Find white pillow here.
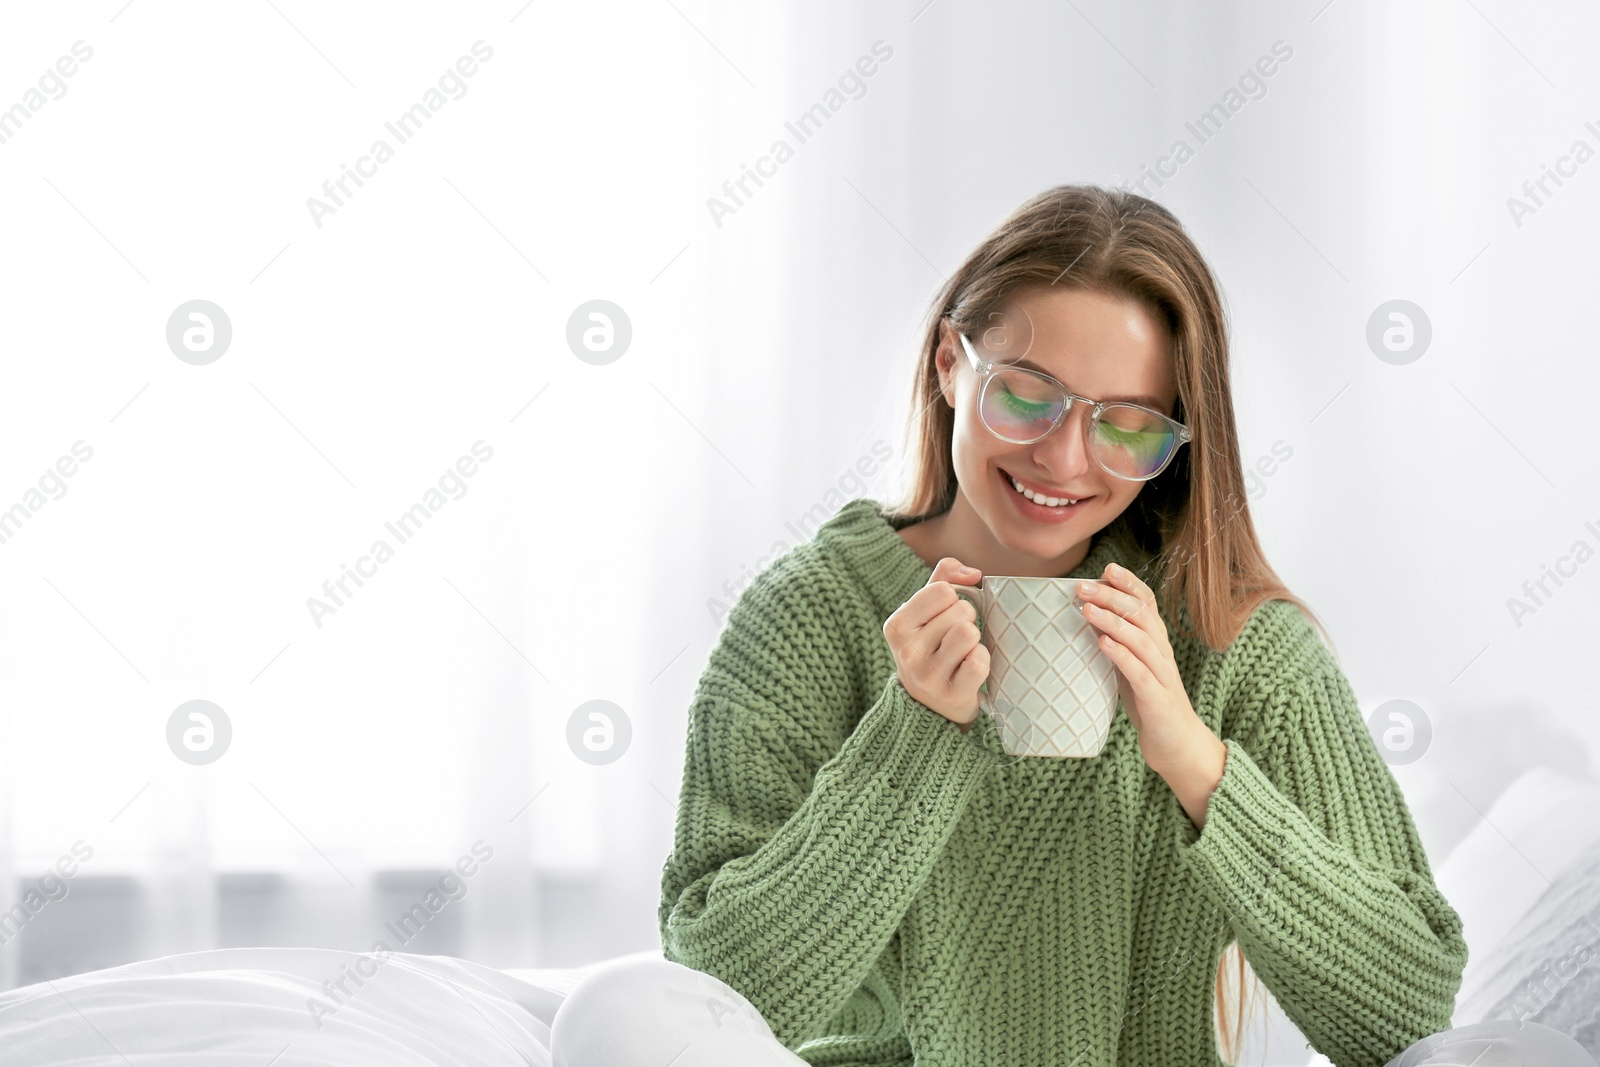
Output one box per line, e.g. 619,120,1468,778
1295,767,1600,1067
1430,766,1600,1023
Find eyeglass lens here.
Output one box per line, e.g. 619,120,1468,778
982,369,1179,479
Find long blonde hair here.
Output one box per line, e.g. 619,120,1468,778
884,183,1334,1063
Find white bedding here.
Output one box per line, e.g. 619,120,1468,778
12,762,1600,1067
1297,766,1600,1066
0,946,598,1066
1430,766,1600,1024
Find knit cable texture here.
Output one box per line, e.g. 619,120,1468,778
658,498,1467,1067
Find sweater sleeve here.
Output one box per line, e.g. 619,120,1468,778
1174,663,1468,1067
658,572,997,1048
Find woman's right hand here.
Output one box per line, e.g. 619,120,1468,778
883,557,989,733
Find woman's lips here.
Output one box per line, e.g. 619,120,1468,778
999,466,1093,523
1000,467,1091,502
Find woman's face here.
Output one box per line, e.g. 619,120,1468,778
935,285,1179,573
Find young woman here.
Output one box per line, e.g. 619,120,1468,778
550,186,1593,1066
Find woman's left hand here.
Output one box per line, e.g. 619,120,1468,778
1076,563,1227,824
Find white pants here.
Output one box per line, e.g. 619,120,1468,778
553,957,1597,1067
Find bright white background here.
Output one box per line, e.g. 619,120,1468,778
1,1,1598,1064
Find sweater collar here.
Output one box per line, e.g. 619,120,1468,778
817,498,1153,621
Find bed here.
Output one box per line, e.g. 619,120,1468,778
2,767,1596,1066
0,945,670,1066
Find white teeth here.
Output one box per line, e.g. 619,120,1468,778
1008,473,1077,507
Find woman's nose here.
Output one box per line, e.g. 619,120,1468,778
1031,402,1096,476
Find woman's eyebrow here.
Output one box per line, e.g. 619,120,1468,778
1002,356,1165,408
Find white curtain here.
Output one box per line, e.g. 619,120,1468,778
4,2,1598,1063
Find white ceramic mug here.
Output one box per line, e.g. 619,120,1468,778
955,576,1120,758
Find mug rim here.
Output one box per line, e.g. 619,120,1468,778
977,574,1107,584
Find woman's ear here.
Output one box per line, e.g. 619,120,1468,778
934,321,960,408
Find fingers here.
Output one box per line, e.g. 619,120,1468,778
886,557,991,725
933,607,983,665
896,589,984,693
1083,565,1171,656
1081,600,1152,659
958,642,990,680
900,557,982,631
1097,565,1159,624
917,593,980,667
951,642,990,699
1080,579,1180,691
932,557,982,593
1083,573,1146,620
897,597,978,681
1096,629,1157,691
916,607,983,701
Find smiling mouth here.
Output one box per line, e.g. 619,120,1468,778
1000,467,1093,508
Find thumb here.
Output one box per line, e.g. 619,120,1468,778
931,557,981,584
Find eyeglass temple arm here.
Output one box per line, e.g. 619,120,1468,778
959,331,982,370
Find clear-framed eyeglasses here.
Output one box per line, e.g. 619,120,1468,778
959,332,1192,482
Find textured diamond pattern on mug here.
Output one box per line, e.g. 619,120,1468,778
985,582,1118,757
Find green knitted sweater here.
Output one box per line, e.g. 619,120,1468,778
658,499,1467,1067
